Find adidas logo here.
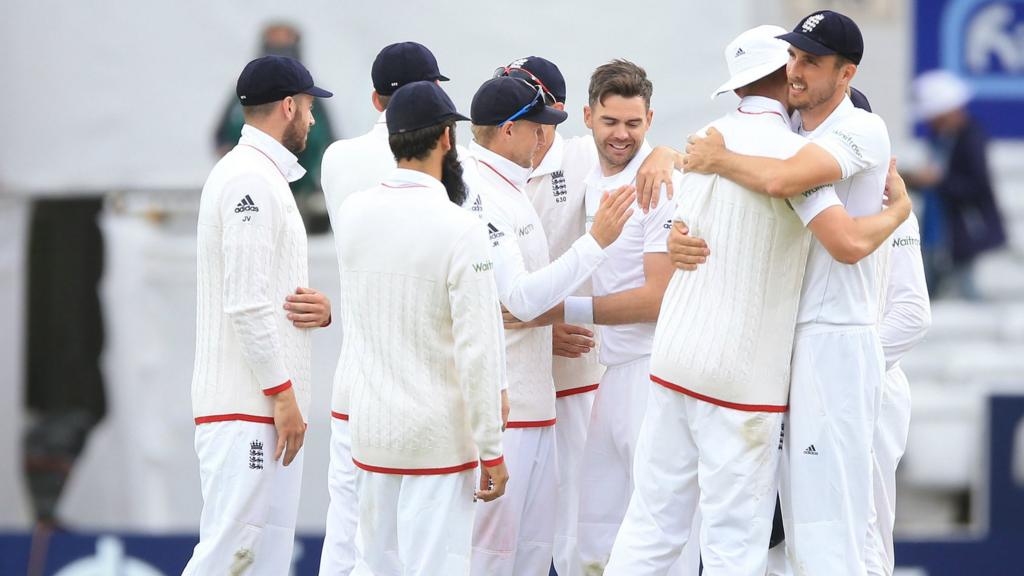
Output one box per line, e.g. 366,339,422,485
735,47,746,58
487,222,505,242
234,194,259,213
471,195,483,213
803,444,818,456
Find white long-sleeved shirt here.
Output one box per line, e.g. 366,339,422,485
579,141,680,366
650,97,838,410
465,141,608,426
336,169,505,473
877,214,931,371
526,133,605,396
192,125,311,423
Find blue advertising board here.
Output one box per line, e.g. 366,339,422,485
916,0,1024,137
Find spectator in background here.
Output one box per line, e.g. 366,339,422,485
907,70,1006,300
214,22,336,232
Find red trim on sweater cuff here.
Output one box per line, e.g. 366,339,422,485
505,418,557,428
263,380,293,396
556,383,600,398
649,375,788,413
331,411,349,421
353,458,479,475
481,455,504,468
194,413,276,425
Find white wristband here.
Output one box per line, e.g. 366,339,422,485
564,296,594,325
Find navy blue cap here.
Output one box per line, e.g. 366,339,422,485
778,10,864,65
372,42,449,96
495,56,567,104
849,86,872,112
471,77,568,126
236,55,332,106
386,81,469,135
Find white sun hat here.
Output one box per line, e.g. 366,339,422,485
913,69,972,121
711,25,791,99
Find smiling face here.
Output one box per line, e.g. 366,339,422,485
584,94,652,175
785,45,855,126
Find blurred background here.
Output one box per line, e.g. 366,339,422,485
1,0,1022,574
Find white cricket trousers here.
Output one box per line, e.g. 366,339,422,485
577,355,651,570
552,390,596,576
605,381,782,576
352,468,476,576
780,324,884,576
471,425,557,576
865,366,912,576
320,416,361,576
182,420,303,576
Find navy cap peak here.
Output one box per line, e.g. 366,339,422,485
471,76,568,127
236,55,332,106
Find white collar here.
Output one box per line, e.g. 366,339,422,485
799,95,854,136
584,139,653,190
469,141,532,191
736,96,790,127
529,131,565,179
239,124,306,183
373,111,388,137
381,168,447,197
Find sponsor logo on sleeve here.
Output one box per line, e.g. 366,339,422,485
487,222,505,246
517,223,535,238
892,235,921,248
473,260,494,273
831,129,863,159
235,194,260,213
802,184,830,198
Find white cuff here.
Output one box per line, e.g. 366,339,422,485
564,296,594,325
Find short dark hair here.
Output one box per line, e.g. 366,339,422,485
389,119,454,161
588,59,653,109
241,101,278,121
834,54,856,70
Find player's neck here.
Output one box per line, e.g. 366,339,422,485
397,156,442,183
799,89,847,132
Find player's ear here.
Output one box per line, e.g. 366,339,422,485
583,105,593,129
438,126,452,153
371,91,386,113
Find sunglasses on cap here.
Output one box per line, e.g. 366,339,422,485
497,78,547,125
493,65,556,105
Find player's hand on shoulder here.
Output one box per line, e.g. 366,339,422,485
683,127,725,174
637,146,679,213
284,287,332,328
590,185,636,248
668,221,709,271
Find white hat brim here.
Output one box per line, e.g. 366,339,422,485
710,56,789,100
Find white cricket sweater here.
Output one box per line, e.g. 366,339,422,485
650,97,824,411
526,133,605,396
465,142,608,426
335,169,505,473
192,125,311,424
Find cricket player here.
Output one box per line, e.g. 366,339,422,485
609,23,913,574
496,56,604,576
680,11,905,574
537,59,677,573
184,56,333,575
334,80,508,576
463,75,635,576
318,41,450,575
